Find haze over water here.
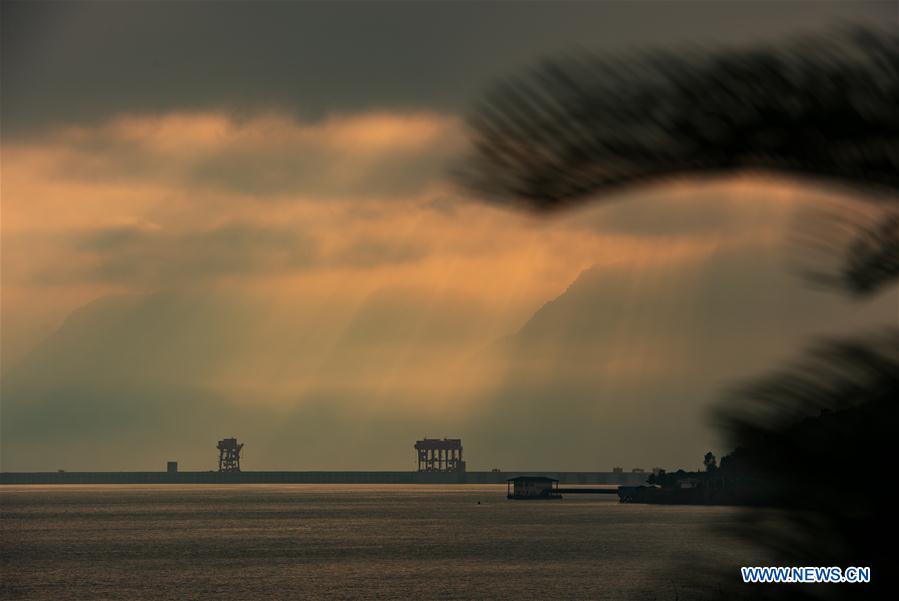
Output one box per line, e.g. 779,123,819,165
1,485,770,600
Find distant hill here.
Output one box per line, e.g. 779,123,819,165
0,287,492,471
1,249,894,472
468,247,896,470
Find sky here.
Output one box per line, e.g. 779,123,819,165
1,1,896,472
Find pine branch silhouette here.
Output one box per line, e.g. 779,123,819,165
460,27,899,295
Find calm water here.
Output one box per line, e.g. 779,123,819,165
1,485,770,600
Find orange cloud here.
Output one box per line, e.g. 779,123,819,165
2,109,851,400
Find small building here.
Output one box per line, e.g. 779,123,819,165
678,477,701,489
507,476,561,500
167,461,178,473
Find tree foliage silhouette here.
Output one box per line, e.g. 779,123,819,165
460,27,899,295
460,27,898,210
461,25,899,599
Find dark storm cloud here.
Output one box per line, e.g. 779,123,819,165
2,1,892,135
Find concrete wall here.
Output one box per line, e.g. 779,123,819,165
0,471,650,485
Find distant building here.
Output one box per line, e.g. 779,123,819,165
632,468,645,473
678,478,701,489
167,461,178,473
612,467,623,473
507,476,561,499
414,438,465,472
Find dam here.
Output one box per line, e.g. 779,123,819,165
0,470,649,486
1,436,652,486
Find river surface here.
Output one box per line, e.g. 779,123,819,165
1,485,771,600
